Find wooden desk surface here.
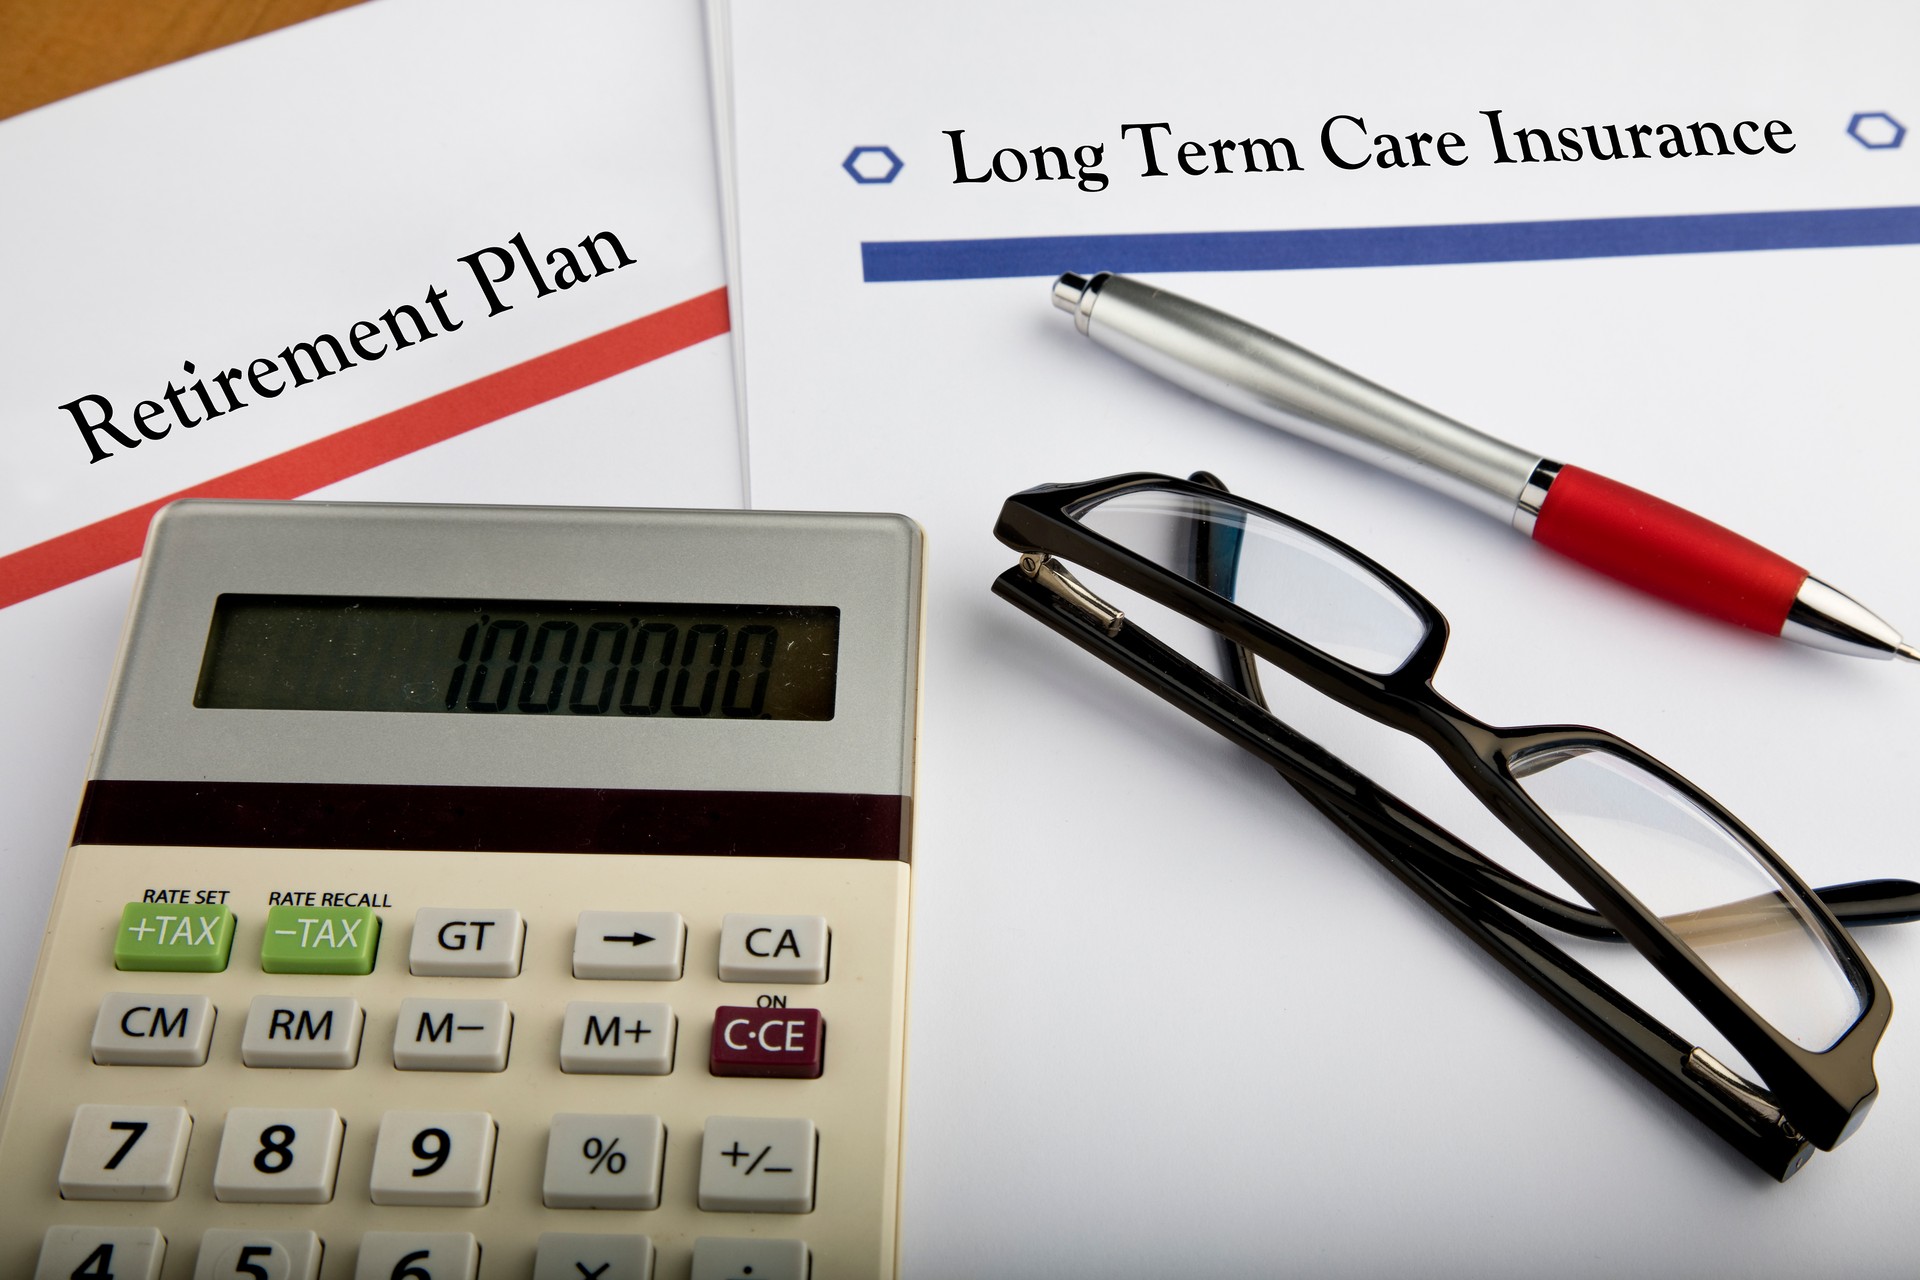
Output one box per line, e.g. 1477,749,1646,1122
0,0,365,121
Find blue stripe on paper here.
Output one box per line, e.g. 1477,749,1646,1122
859,205,1920,282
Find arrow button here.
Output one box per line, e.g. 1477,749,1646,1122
575,912,686,981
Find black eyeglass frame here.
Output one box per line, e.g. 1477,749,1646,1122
992,471,1889,1155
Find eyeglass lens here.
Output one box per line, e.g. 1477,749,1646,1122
1511,745,1864,1051
1075,487,1427,674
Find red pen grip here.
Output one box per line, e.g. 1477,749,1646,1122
1531,465,1805,633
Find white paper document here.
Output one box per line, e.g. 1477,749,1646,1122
0,0,737,1070
720,1,1920,1273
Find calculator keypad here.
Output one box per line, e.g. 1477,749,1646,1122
4,847,907,1277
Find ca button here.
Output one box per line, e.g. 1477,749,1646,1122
716,914,828,985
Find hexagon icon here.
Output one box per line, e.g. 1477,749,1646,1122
1847,112,1905,150
843,145,904,184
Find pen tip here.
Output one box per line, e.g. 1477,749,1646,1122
1897,643,1920,664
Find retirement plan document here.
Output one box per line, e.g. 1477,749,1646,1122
0,0,737,1073
719,1,1920,1274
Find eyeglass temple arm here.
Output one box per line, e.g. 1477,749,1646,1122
1181,472,1920,933
992,562,1812,1179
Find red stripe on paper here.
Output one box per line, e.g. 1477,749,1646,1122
0,287,731,612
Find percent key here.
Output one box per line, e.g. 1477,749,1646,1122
543,1113,665,1210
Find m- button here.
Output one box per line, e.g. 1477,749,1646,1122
716,914,829,984
393,998,513,1072
409,908,525,977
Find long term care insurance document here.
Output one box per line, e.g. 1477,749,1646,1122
720,2,1920,1275
0,0,738,1073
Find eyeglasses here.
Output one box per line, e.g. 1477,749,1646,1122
992,470,1917,1179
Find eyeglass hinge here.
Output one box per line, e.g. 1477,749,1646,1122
1019,555,1125,636
1684,1048,1802,1140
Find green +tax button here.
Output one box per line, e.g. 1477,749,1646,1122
260,905,381,974
114,903,235,972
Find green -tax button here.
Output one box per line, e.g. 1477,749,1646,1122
260,905,381,975
114,903,235,972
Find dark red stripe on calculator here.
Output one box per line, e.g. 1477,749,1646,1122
74,780,908,861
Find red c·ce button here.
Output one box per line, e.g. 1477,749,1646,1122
709,1006,825,1079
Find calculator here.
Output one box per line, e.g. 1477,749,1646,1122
0,499,923,1280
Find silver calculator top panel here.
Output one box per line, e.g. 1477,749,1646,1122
92,500,922,799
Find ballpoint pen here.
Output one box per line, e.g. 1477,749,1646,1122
1051,271,1917,663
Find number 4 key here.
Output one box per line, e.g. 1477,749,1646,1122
34,1226,166,1280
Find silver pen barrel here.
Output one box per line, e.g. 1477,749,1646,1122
1052,272,1543,523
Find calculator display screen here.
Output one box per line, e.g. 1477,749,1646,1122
194,595,840,720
